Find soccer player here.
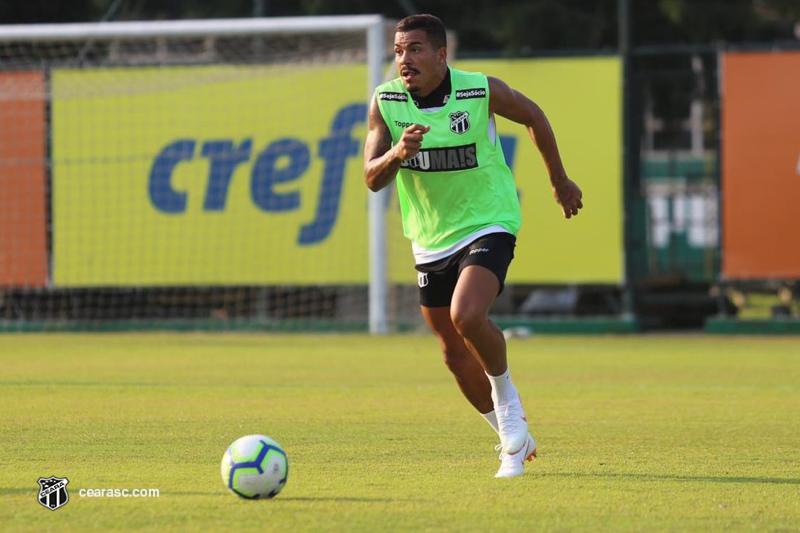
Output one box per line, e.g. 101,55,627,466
363,14,583,478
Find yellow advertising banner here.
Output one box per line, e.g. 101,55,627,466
52,58,621,286
388,57,623,284
52,65,370,285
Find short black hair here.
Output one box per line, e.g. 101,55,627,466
395,14,447,50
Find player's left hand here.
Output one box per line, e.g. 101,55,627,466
552,177,583,219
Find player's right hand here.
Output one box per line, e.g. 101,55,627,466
393,124,430,161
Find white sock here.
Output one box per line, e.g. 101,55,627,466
481,410,499,434
486,368,518,406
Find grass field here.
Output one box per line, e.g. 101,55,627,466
1,334,798,532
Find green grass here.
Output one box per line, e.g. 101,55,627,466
1,334,799,532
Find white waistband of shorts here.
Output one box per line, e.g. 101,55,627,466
412,225,511,265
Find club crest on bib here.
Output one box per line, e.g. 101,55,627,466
449,111,470,134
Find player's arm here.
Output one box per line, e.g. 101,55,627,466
488,76,583,219
364,94,430,192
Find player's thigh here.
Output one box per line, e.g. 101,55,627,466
451,233,516,319
451,265,499,326
450,265,500,317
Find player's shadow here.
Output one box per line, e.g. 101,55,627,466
0,487,410,503
675,475,799,485
544,473,800,485
275,497,402,502
163,491,404,502
0,488,33,495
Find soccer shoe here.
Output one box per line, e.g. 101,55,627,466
495,396,529,454
495,433,537,478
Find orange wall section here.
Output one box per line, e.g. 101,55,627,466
722,52,800,279
0,71,48,287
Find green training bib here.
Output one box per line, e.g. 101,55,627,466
376,68,521,250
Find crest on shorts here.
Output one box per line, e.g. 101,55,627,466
449,111,470,134
38,476,69,511
417,272,429,288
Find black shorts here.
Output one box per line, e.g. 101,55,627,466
415,232,516,308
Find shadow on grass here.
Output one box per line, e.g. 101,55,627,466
162,491,403,502
0,487,402,502
0,488,33,495
274,497,400,502
542,473,800,485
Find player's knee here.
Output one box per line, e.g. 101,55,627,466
450,306,485,337
441,346,472,374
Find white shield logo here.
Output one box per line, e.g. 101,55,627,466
38,476,69,511
449,111,470,134
417,272,429,288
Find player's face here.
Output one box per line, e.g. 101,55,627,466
394,30,445,96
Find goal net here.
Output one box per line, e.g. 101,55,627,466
0,16,408,333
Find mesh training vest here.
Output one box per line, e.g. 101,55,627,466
376,68,521,250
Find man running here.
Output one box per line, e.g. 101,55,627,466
363,14,583,478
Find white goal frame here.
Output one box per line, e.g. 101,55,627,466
0,15,391,335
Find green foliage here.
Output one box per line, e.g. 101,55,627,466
1,334,799,532
2,1,797,53
650,0,797,43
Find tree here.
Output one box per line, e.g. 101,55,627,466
2,0,797,54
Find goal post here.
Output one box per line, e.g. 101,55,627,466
0,16,385,41
366,21,390,335
0,16,393,334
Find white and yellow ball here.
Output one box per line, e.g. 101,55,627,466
221,435,288,499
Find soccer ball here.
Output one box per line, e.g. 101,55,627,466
221,435,289,499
